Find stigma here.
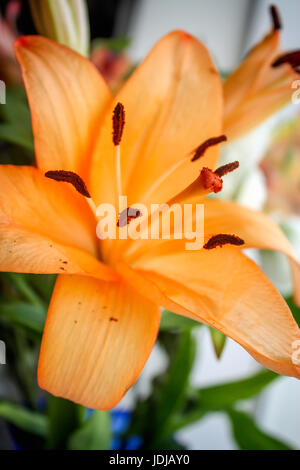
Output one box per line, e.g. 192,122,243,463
200,161,239,194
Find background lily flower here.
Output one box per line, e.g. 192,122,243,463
0,0,22,84
3,30,299,410
90,43,132,93
224,5,300,141
219,111,300,299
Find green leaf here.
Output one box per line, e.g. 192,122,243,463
2,273,44,307
0,86,34,152
227,409,293,450
25,274,57,303
0,301,46,334
168,409,207,434
92,37,130,53
68,411,111,450
151,331,196,444
0,401,48,437
197,369,279,411
155,436,187,450
160,310,201,331
209,327,227,359
286,296,300,328
0,123,34,152
47,396,84,449
168,370,279,433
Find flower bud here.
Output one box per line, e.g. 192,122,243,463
29,0,90,57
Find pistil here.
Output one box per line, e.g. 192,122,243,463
141,134,227,203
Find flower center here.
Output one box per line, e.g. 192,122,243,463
45,104,243,255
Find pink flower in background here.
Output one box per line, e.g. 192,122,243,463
91,46,132,93
0,0,22,84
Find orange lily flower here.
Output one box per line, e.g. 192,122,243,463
2,30,299,410
224,5,300,140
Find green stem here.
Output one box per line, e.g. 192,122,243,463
14,329,37,409
6,273,44,308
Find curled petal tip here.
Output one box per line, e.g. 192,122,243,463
14,35,31,48
169,30,194,41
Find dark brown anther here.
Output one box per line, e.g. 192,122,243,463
272,50,300,72
270,5,282,31
45,170,91,198
204,234,245,250
191,135,227,162
117,207,142,227
215,161,239,178
112,102,125,146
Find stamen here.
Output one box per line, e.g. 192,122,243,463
112,102,125,197
204,234,245,250
112,102,125,146
200,168,223,193
272,50,300,72
117,207,142,227
215,161,239,177
45,170,91,198
191,135,227,162
140,135,227,204
270,5,281,31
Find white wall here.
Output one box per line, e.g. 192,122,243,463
127,0,251,70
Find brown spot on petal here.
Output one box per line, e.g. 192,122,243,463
110,317,118,322
204,234,245,250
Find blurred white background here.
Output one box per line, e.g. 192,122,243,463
117,0,300,450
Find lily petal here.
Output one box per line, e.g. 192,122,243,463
90,30,223,208
38,275,160,409
0,165,116,280
224,31,297,140
203,199,300,305
14,35,111,177
128,199,300,305
132,248,300,378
